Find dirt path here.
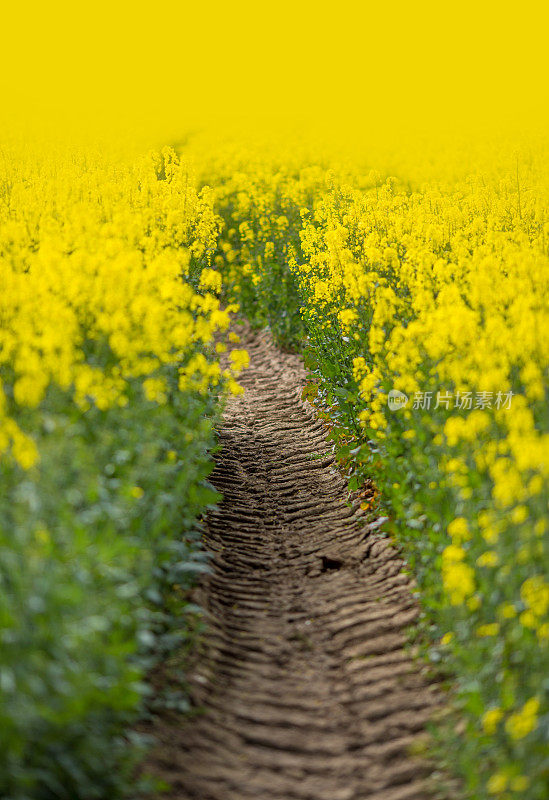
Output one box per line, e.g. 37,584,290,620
146,327,438,800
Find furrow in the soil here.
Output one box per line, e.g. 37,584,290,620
145,328,437,800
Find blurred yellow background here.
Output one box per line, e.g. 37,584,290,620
1,1,547,142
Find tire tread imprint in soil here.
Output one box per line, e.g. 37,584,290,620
145,325,439,800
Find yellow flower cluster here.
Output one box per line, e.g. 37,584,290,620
441,544,476,606
291,139,548,795
0,143,240,469
505,697,540,741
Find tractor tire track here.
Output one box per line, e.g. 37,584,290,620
146,325,438,800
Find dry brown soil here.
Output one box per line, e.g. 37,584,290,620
145,326,439,800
